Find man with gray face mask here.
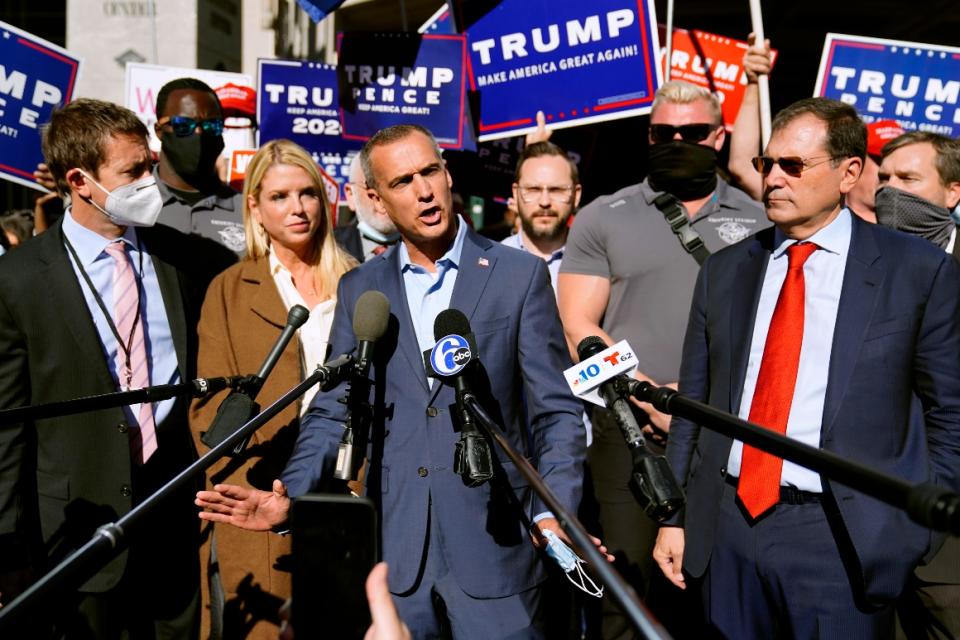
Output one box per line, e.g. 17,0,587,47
337,154,400,262
876,132,960,256
875,131,960,640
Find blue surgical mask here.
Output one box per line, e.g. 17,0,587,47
542,529,604,598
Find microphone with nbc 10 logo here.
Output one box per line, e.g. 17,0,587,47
422,309,493,487
565,337,684,522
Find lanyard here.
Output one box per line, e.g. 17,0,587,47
63,234,145,389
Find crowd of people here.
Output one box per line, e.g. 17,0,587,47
0,34,958,640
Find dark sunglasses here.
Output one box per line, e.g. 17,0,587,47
158,116,225,137
649,123,716,144
751,155,836,177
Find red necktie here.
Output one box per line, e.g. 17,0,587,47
737,242,818,518
373,244,388,256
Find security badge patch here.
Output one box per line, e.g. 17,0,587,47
216,223,246,253
716,221,750,245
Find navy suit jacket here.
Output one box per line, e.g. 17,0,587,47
666,214,960,604
283,227,585,598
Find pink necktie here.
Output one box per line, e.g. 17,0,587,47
738,242,818,518
104,241,157,464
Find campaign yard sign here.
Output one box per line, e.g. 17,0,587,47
465,0,662,142
660,27,778,131
815,34,960,137
0,21,82,191
258,58,362,197
337,33,468,149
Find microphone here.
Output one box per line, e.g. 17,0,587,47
189,376,251,396
424,308,493,487
201,305,311,452
250,305,311,396
335,291,391,480
575,336,684,522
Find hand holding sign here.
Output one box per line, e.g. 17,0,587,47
743,33,772,83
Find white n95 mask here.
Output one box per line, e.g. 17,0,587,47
80,171,163,227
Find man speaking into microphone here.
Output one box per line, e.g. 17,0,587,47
197,124,594,638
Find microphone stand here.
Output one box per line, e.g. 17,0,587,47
0,363,343,634
626,380,960,534
461,394,672,640
0,376,250,425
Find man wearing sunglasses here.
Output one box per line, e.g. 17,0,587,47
154,77,245,266
558,80,766,638
655,97,960,637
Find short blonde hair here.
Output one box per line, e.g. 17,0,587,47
243,139,357,299
652,80,722,126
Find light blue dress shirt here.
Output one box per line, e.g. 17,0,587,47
728,208,852,492
399,216,468,374
399,218,553,522
62,210,180,427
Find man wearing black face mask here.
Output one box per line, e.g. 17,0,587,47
558,80,767,639
877,132,960,255
154,78,245,264
875,131,960,640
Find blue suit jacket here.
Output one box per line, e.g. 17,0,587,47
283,228,585,598
666,215,960,604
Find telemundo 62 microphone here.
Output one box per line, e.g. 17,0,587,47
569,336,684,522
422,308,493,487
335,291,391,481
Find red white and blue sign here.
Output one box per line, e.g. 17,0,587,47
337,33,468,149
465,0,662,142
419,4,478,151
814,34,960,138
0,20,82,191
257,58,362,197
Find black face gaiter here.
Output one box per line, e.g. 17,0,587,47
647,140,718,201
161,131,224,182
875,186,954,249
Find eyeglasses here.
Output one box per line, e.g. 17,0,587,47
517,185,575,203
752,155,836,177
649,123,717,145
158,116,225,137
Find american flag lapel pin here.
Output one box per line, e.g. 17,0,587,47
478,257,489,267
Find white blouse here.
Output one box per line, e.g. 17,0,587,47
268,251,337,415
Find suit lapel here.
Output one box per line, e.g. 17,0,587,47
821,217,883,438
42,223,115,382
729,230,773,413
246,258,287,329
376,249,430,393
143,234,189,380
449,229,496,323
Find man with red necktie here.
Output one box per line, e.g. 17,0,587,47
653,98,960,638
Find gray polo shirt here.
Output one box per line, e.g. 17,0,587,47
154,167,246,257
561,178,768,384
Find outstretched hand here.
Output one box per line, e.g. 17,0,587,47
196,478,290,531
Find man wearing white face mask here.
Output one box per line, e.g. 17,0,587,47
0,99,205,639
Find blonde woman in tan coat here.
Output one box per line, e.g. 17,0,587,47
189,139,356,639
